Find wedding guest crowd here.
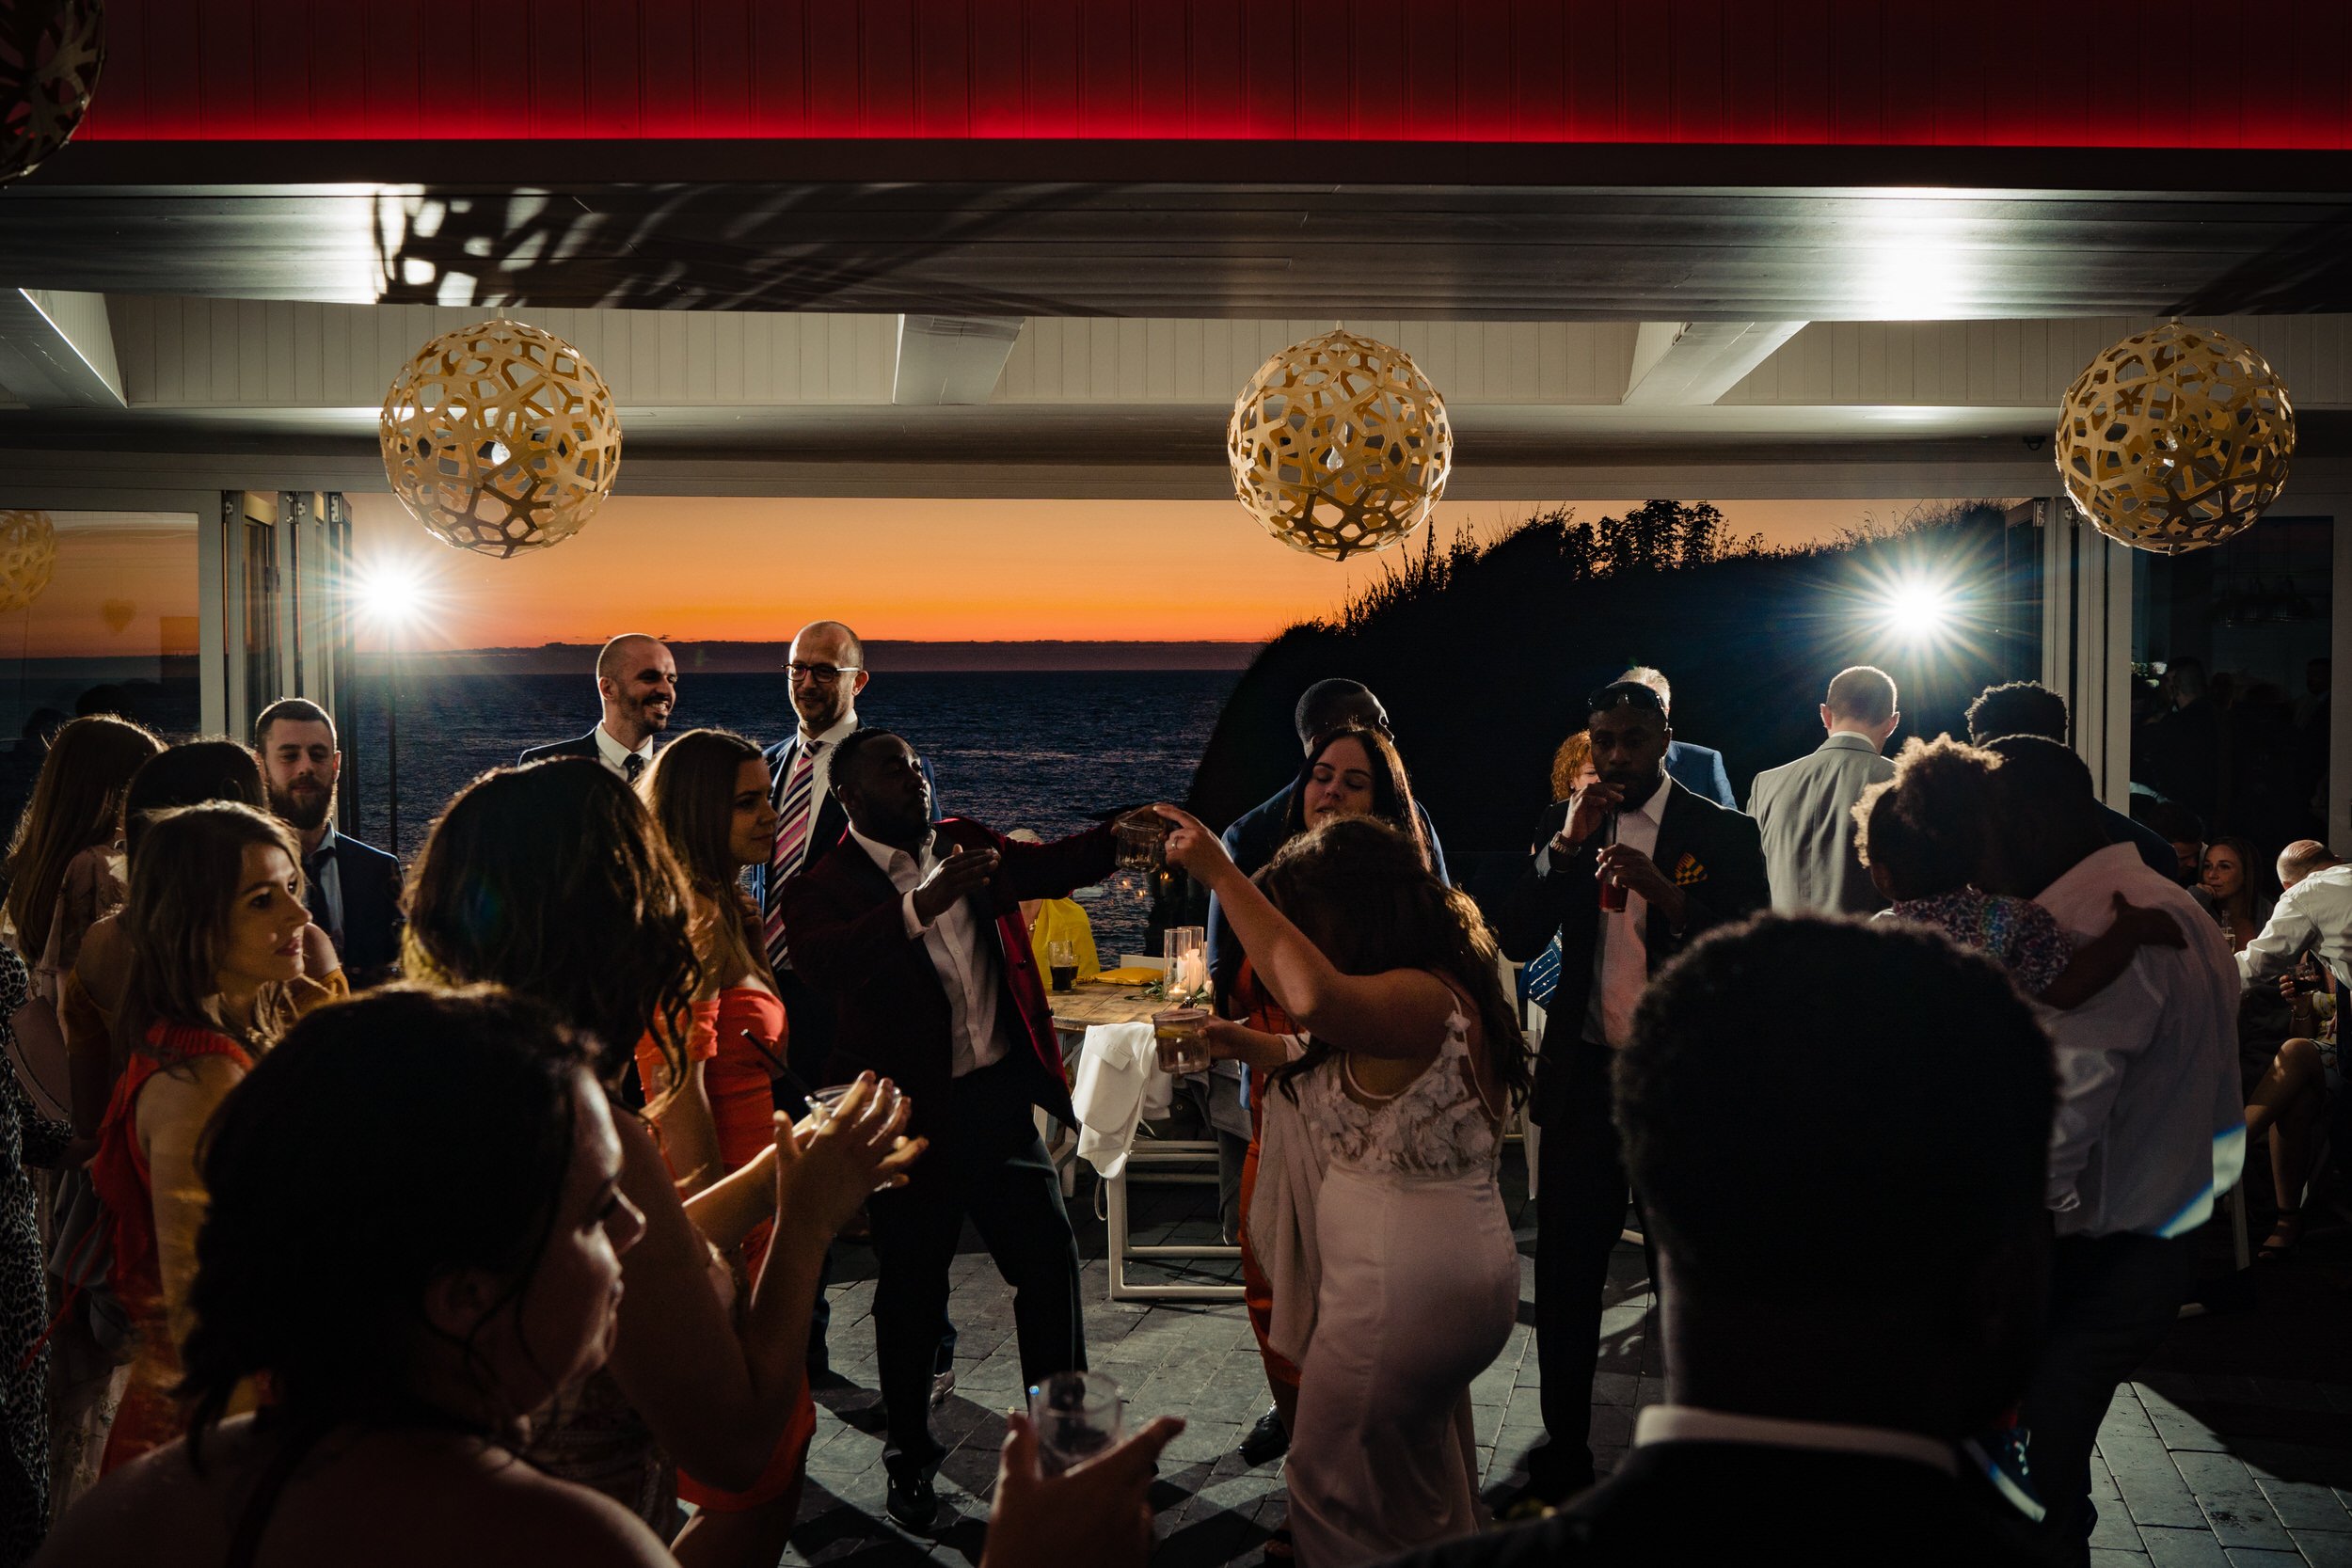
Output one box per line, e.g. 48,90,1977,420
0,628,2337,1568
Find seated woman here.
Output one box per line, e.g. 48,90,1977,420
1166,808,1527,1564
89,802,314,1473
2201,834,2277,955
1009,830,1101,984
404,759,921,1564
2243,961,2337,1259
38,985,918,1568
1853,737,2183,1008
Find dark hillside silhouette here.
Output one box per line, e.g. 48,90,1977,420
1186,501,2037,860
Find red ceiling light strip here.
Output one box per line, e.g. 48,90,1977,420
71,0,2352,149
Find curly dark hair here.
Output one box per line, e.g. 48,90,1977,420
1965,680,2069,745
177,985,596,1460
1260,815,1530,1107
1852,736,2001,901
1279,725,1431,871
403,759,701,1096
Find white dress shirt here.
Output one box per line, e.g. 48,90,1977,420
849,823,1008,1078
1634,1405,1957,1476
791,709,860,819
302,822,344,952
592,722,655,781
1583,794,1661,1049
2033,843,2245,1238
2238,863,2352,993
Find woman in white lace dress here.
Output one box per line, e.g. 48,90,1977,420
1157,809,1530,1566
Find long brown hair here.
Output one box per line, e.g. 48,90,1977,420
116,801,301,1061
1261,816,1530,1107
6,714,163,961
1280,725,1431,871
403,759,701,1096
643,728,774,998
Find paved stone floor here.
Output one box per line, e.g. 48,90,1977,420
778,1139,2352,1566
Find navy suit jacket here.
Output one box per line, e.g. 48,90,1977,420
313,831,404,987
1665,739,1737,809
517,729,603,767
1206,784,1449,1006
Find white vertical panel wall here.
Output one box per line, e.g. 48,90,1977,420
2040,499,2134,809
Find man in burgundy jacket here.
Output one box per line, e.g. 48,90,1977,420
781,728,1131,1531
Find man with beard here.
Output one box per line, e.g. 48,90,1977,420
254,697,405,986
517,632,677,781
1491,679,1771,1508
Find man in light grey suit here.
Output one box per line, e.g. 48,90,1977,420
1747,665,1901,914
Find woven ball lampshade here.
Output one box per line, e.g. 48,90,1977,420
0,0,104,184
379,317,621,559
2055,321,2296,555
0,510,57,612
1228,328,1453,561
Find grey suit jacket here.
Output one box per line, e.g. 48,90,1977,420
1746,730,1896,915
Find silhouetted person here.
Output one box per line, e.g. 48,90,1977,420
1981,736,2240,1565
1965,681,2175,879
518,633,677,781
1746,665,1899,914
1381,916,2051,1567
2137,658,2220,824
1491,680,1769,1504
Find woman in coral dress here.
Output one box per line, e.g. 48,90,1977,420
89,802,312,1473
637,729,813,1568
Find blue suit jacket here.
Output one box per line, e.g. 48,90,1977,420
1206,784,1449,1006
1666,740,1737,809
314,831,404,987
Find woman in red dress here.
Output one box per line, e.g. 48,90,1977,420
634,731,809,1566
88,802,312,1472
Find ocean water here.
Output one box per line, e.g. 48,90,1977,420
342,668,1239,958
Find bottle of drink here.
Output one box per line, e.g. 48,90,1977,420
1597,810,1627,912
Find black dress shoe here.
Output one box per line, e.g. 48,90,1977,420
885,1471,940,1533
1238,1406,1290,1466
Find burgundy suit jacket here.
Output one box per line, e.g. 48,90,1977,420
779,816,1115,1132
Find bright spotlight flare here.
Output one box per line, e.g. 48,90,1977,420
1878,578,1957,642
352,561,430,628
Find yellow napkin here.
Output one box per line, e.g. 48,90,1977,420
1089,966,1163,986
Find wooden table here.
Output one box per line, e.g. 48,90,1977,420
1047,978,1163,1032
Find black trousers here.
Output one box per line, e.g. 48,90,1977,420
868,1058,1085,1479
2022,1231,2198,1566
1528,1037,1647,1498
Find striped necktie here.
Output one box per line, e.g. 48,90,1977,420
762,739,824,971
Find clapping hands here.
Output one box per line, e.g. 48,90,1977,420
772,1074,925,1238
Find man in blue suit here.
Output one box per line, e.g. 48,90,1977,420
254,698,405,988
1621,666,1737,808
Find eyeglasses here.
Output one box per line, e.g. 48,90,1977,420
787,662,863,685
1585,683,1667,717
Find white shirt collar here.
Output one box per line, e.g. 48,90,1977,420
848,820,932,874
310,821,340,858
1620,779,1669,825
594,722,654,769
803,708,859,751
1634,1405,1957,1476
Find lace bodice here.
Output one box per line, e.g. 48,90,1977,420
1295,1008,1501,1177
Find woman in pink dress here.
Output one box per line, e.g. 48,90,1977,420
1164,809,1530,1566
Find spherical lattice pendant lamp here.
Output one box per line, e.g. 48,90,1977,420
0,510,57,611
2055,321,2296,555
0,0,103,184
1228,327,1453,561
379,316,621,558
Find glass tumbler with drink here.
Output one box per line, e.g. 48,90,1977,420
1597,809,1627,912
1152,1006,1211,1075
1115,814,1169,872
1028,1370,1123,1473
1048,940,1079,993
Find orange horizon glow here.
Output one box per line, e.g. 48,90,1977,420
342,495,1947,652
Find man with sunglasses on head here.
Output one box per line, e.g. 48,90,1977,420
1490,679,1771,1511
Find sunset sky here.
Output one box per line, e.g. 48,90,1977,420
344,495,1934,653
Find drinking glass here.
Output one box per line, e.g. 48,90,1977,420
1115,816,1169,871
802,1083,907,1192
1028,1370,1123,1473
1152,1006,1211,1075
1597,811,1628,912
1048,940,1079,993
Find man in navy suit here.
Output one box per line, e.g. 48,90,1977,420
1620,666,1736,808
516,633,676,781
254,698,404,987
